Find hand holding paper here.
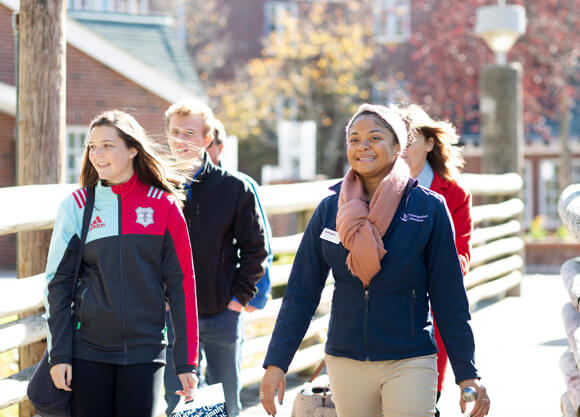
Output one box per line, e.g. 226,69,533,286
176,372,199,402
171,383,228,417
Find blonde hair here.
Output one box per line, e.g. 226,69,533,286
80,110,187,203
164,99,215,139
392,104,465,182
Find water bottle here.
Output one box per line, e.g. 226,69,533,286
462,386,477,416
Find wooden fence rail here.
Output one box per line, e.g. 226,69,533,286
0,173,523,412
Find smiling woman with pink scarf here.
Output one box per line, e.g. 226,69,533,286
260,104,490,417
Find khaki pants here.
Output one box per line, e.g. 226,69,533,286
324,353,438,417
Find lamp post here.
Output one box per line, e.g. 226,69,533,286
475,1,525,177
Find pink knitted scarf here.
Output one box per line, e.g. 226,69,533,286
336,157,410,287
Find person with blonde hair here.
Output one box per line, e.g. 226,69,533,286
395,103,472,416
45,110,198,417
260,103,489,417
163,99,268,417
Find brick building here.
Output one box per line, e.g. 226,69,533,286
0,0,204,268
176,0,580,232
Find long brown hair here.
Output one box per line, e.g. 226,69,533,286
79,110,186,203
392,104,464,182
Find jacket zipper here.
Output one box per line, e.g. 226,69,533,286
410,288,416,337
118,195,128,364
399,179,415,221
194,201,200,233
363,287,369,358
77,287,88,329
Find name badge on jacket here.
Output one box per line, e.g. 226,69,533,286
320,228,340,245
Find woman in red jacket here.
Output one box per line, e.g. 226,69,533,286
395,104,472,417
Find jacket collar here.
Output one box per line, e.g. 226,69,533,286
96,172,140,199
110,172,140,197
416,160,434,188
430,171,449,193
192,151,218,182
329,180,342,194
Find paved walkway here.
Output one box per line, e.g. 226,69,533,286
3,270,566,416
241,273,569,416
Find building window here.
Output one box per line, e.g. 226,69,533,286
264,1,298,39
372,0,410,44
68,0,148,13
537,158,580,229
69,0,107,11
66,127,87,184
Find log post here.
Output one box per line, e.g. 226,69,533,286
16,1,66,416
480,63,524,296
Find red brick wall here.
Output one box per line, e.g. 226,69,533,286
0,112,16,269
227,0,265,62
0,5,15,86
0,34,174,268
211,0,265,80
526,241,580,267
67,46,171,137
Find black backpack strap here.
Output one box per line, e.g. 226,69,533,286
71,186,95,294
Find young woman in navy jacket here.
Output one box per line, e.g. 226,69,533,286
396,104,473,416
45,110,198,417
260,104,490,417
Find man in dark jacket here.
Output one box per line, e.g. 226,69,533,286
207,118,272,312
163,99,268,417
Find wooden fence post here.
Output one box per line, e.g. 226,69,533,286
16,1,66,416
480,64,525,296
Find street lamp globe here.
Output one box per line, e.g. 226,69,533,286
475,2,526,65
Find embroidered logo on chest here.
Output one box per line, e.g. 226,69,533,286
89,215,106,231
400,213,429,223
136,207,155,227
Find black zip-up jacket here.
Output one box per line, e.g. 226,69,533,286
185,154,268,314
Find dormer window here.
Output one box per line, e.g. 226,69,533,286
68,0,149,14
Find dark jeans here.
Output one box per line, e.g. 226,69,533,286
164,308,244,417
72,358,163,417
